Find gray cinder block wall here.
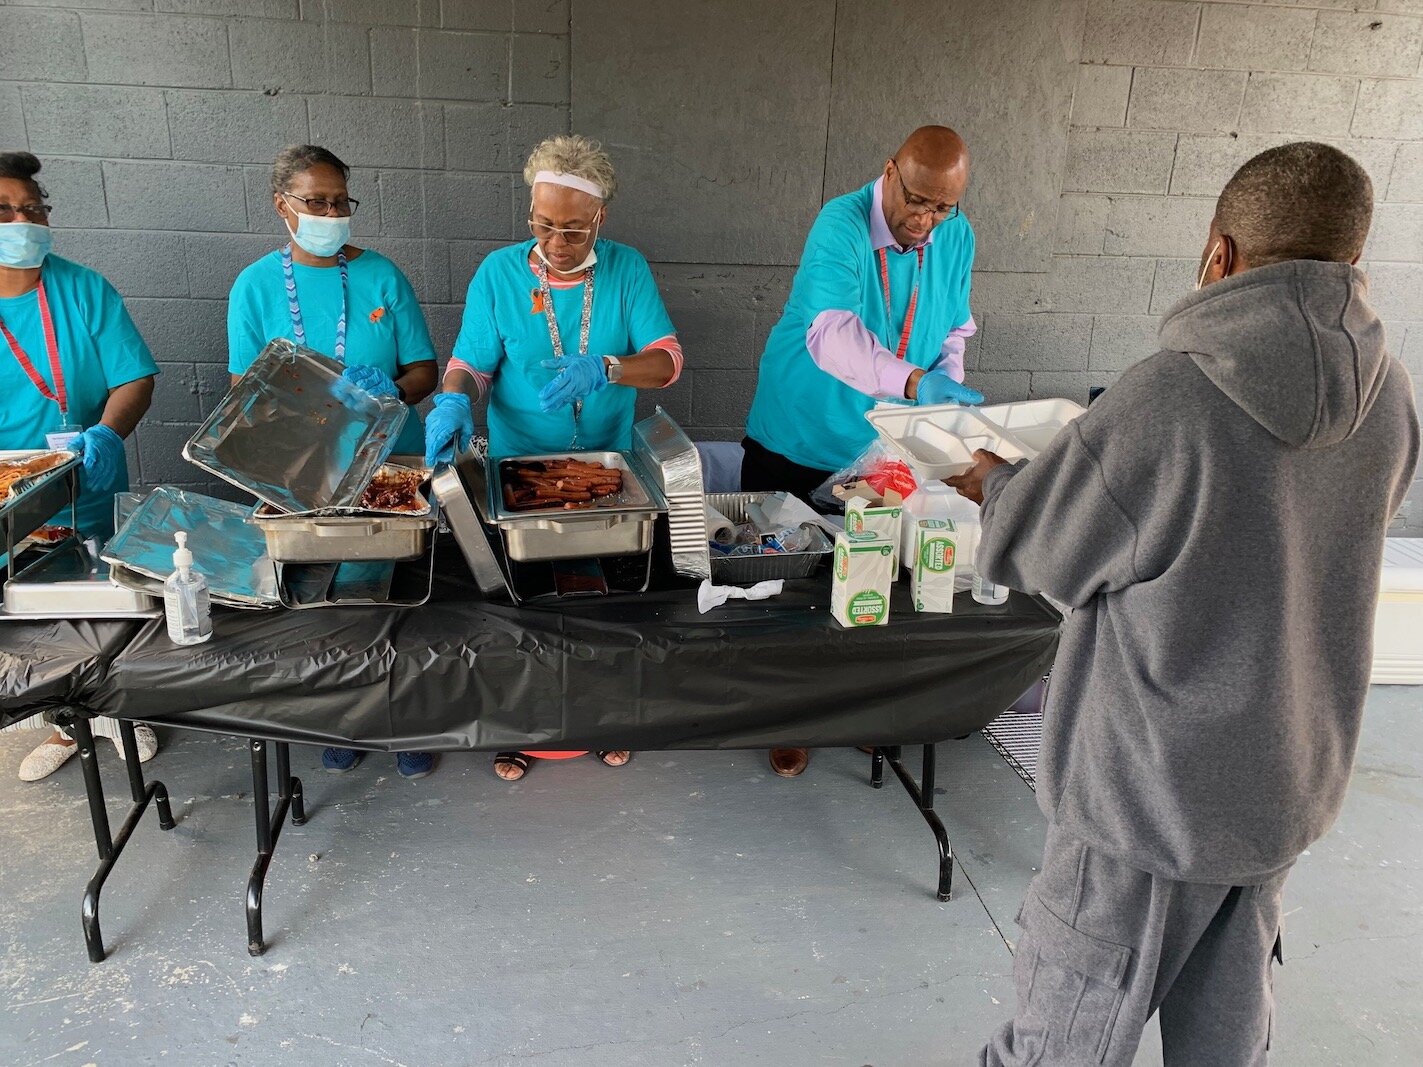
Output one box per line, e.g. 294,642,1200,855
2,0,1420,531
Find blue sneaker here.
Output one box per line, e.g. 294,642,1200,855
396,751,435,780
322,747,363,773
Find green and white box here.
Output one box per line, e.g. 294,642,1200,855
839,485,904,576
831,530,895,628
911,518,958,613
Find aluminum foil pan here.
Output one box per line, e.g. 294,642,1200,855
101,486,279,608
631,408,710,580
183,339,408,514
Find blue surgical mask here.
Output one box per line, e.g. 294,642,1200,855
0,222,53,269
286,211,351,259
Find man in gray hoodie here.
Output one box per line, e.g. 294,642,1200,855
952,142,1420,1065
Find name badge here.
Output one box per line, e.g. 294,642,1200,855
46,423,82,452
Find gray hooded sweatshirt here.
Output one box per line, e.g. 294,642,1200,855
978,260,1420,884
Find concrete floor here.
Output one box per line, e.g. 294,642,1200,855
0,686,1418,1066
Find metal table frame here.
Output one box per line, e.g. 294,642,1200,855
48,706,176,963
52,715,961,961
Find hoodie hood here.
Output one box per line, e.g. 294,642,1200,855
1158,260,1387,448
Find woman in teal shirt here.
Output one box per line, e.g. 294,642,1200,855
227,145,439,459
228,145,439,780
426,135,685,782
0,151,159,781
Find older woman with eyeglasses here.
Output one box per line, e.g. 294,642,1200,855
227,144,440,782
0,151,160,780
425,134,684,782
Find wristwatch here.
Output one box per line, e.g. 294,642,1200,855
605,356,625,384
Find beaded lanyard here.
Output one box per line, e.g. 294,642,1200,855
537,261,595,448
281,243,348,362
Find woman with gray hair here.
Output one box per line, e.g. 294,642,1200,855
426,134,684,781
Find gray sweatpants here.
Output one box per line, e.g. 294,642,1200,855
981,823,1288,1066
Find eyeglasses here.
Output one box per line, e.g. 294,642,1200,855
529,219,596,243
282,192,359,217
891,161,959,221
0,203,53,223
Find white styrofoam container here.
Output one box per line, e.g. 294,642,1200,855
865,404,1030,479
1373,538,1423,685
978,398,1087,456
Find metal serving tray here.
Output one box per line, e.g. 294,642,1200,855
430,448,514,598
183,339,408,514
1,450,81,574
488,450,666,563
2,537,159,619
102,486,280,608
250,503,435,564
275,532,436,610
706,492,834,583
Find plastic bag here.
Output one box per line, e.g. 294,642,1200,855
811,438,918,513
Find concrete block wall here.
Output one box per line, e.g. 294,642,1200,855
0,0,570,500
1052,0,1423,531
3,0,1420,530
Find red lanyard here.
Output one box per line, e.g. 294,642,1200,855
878,245,923,361
0,279,67,418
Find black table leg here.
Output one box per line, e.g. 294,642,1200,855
246,739,304,956
874,744,954,902
53,710,177,963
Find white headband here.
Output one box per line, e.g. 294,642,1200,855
532,170,606,200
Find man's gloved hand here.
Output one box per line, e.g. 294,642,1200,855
342,364,400,399
77,424,125,495
915,369,984,406
538,355,608,413
424,392,474,467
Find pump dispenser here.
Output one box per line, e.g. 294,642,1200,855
163,531,213,645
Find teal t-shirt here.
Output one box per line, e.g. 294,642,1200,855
227,248,437,457
454,239,676,458
0,254,157,541
746,181,975,472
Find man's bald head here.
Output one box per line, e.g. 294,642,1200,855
896,125,969,173
881,126,970,248
1214,142,1373,271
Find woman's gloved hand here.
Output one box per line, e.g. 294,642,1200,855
538,355,608,413
77,424,125,495
342,364,400,399
424,392,474,467
915,368,984,407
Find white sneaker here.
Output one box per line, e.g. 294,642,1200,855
110,724,158,764
19,737,78,782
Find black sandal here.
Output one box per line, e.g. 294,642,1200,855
595,750,631,767
493,752,531,781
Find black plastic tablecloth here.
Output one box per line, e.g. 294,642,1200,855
92,543,1061,752
0,619,142,727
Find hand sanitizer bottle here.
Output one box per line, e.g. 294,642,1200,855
164,531,213,645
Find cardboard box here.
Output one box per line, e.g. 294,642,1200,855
835,481,904,573
831,530,895,628
911,518,958,613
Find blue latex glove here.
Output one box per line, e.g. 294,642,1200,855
424,392,474,467
538,355,608,413
77,424,124,495
916,369,984,406
342,364,400,399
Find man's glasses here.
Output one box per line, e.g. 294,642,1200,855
529,219,596,243
282,192,359,217
0,203,53,223
892,161,959,221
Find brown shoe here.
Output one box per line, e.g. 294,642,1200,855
769,747,810,777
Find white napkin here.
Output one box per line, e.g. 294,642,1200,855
758,491,840,536
697,578,785,614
